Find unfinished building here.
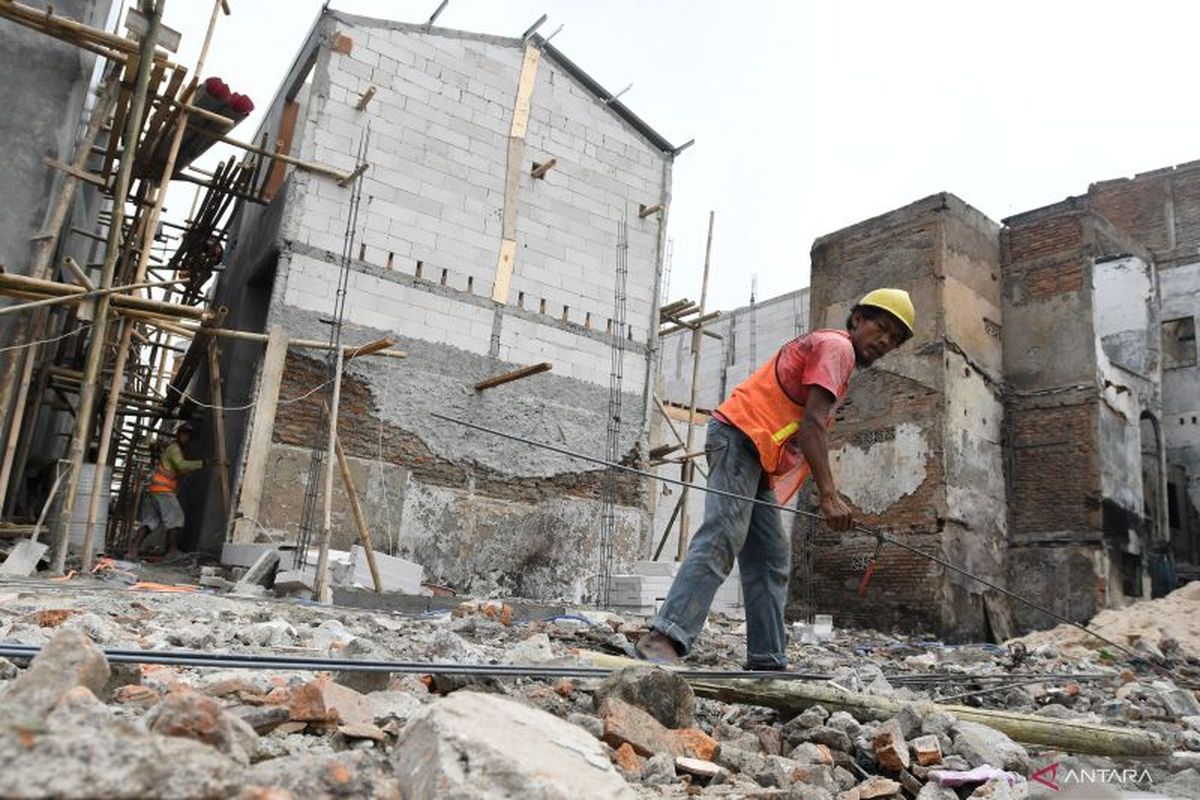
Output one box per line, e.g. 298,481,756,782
188,9,677,601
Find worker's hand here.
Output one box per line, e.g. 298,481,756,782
820,492,853,532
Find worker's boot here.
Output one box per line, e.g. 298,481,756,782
635,630,682,664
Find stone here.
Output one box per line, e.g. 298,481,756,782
676,756,728,780
230,704,291,735
0,695,242,798
787,705,830,730
717,746,769,777
790,785,836,800
568,711,604,740
757,723,784,755
503,632,557,664
851,776,903,798
873,719,910,771
643,752,677,786
243,750,400,799
1160,769,1200,800
826,711,862,738
613,742,644,775
950,721,1030,773
911,734,943,766
593,666,695,729
236,619,296,648
967,777,1029,799
287,678,373,726
145,688,260,765
112,684,160,707
916,783,958,800
790,725,853,754
168,623,216,650
675,727,720,760
921,711,957,737
338,722,387,742
392,691,635,799
0,657,17,680
789,742,835,765
365,690,423,724
0,628,109,721
893,705,924,739
1160,688,1200,718
312,619,356,653
600,696,681,757
236,549,280,589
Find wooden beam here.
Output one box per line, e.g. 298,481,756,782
354,85,377,110
231,326,288,543
531,158,557,179
207,338,230,518
346,337,396,359
337,161,370,187
42,157,107,189
474,362,552,392
639,203,663,219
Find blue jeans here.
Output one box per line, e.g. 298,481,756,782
651,419,791,668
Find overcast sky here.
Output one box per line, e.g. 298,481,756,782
158,0,1200,312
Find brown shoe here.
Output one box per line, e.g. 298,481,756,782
635,630,682,664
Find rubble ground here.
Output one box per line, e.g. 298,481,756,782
2,575,1200,799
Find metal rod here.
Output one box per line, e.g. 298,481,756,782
428,411,1184,681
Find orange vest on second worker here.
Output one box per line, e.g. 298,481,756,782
148,462,178,494
716,331,851,503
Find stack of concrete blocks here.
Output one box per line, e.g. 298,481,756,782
608,560,743,619
205,8,677,603
220,542,424,595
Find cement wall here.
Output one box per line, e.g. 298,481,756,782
206,10,673,602
1160,261,1200,548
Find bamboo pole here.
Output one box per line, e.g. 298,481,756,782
329,409,382,593
676,211,714,561
53,0,162,575
0,278,184,316
207,338,230,517
577,651,1170,758
0,78,118,516
312,346,344,603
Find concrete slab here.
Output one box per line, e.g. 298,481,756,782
0,540,48,577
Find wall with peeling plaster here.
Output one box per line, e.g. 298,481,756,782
1160,261,1200,556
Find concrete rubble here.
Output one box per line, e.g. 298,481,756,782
0,577,1199,799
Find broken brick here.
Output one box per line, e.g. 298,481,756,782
910,734,942,766
872,720,910,772
674,727,720,761
600,696,682,757
112,684,160,706
32,609,76,628
613,742,643,775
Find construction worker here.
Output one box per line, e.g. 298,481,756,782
637,289,915,669
128,421,208,561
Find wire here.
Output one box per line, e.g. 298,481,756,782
430,412,1191,685
0,321,92,354
165,350,368,413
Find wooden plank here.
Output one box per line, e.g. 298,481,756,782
262,100,299,201
531,158,557,179
207,338,230,517
333,428,382,593
474,361,552,392
42,157,107,189
509,45,540,140
490,238,517,303
231,326,288,543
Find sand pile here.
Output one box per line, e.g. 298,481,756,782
1008,580,1200,660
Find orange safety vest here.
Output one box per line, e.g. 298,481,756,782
148,464,179,494
715,332,851,504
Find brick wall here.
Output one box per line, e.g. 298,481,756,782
1007,401,1101,536
272,350,645,507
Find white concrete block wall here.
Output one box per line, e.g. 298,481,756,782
660,289,810,408
282,252,495,357
286,21,668,367
499,314,646,390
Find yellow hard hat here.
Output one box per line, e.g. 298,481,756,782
857,288,915,336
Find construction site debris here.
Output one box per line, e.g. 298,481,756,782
0,585,1198,797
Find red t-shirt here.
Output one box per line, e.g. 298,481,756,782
774,329,855,407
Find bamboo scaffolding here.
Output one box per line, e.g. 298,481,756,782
52,1,162,574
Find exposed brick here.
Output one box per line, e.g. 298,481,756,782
331,34,353,55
